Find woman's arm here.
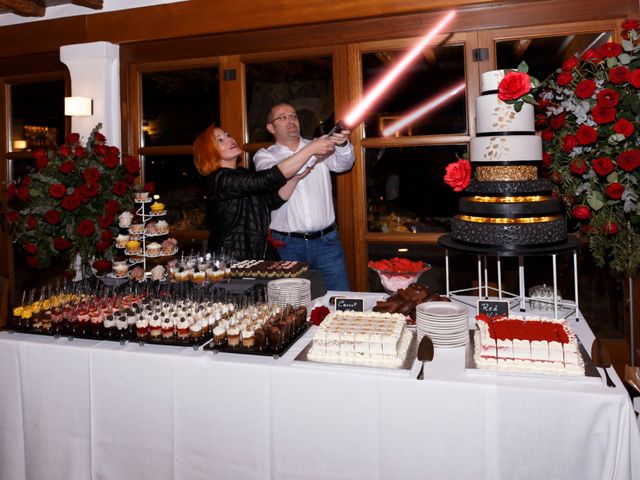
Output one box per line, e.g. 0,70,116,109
278,167,311,200
276,137,336,178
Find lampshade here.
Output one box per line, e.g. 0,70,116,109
64,96,93,116
13,140,27,150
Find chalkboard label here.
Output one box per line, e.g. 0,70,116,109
477,300,510,318
334,297,364,312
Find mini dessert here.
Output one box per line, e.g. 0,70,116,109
192,271,206,283
189,322,203,341
126,240,141,254
226,325,240,347
112,261,129,278
146,242,161,256
241,327,255,348
177,318,190,339
129,266,145,281
212,325,226,345
161,238,178,255
149,317,162,338
115,234,130,248
155,220,169,234
161,319,175,339
118,211,134,227
150,265,166,281
150,201,165,214
136,317,149,338
134,191,149,202
129,223,145,235
103,315,116,337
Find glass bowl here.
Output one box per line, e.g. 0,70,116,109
370,265,431,295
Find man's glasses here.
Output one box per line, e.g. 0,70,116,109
271,113,298,123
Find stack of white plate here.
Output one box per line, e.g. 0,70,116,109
267,278,312,309
415,302,469,348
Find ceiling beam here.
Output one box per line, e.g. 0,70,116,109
70,0,103,10
0,0,45,17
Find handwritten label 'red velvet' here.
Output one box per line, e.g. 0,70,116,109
334,297,364,312
477,300,510,318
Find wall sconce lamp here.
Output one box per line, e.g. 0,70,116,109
13,140,27,151
64,96,93,116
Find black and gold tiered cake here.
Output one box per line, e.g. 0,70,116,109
450,70,566,247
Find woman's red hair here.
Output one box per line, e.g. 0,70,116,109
193,123,223,176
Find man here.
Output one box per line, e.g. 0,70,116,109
253,102,355,291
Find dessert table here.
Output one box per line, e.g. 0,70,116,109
1,294,639,480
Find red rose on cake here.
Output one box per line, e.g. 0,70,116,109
497,71,531,101
444,159,471,192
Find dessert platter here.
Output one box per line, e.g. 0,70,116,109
294,310,419,375
230,260,308,279
465,313,600,381
204,303,311,357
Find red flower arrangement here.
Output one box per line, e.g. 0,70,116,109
536,20,640,275
8,124,137,271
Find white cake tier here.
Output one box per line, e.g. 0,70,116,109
480,69,513,93
475,94,535,133
470,134,542,163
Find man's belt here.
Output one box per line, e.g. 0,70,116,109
271,224,335,240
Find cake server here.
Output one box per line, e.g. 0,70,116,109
591,338,615,388
416,334,434,380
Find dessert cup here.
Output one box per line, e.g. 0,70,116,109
370,264,431,295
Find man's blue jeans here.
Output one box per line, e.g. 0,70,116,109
272,229,350,291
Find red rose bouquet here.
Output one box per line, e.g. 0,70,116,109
7,124,138,271
536,20,640,275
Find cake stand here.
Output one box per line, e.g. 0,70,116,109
438,234,582,320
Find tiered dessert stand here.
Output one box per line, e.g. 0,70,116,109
114,196,178,281
438,234,582,320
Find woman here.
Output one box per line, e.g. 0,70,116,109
193,124,336,260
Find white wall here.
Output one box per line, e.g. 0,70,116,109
0,0,187,26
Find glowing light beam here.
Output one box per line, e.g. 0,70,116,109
382,81,465,137
343,10,456,128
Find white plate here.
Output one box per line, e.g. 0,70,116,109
416,302,468,317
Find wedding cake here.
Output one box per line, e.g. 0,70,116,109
450,69,566,247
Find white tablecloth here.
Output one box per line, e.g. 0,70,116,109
1,294,639,480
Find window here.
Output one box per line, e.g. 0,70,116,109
361,44,467,138
245,56,334,144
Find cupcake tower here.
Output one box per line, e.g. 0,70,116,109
113,191,179,280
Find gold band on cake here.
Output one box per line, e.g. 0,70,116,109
475,165,537,182
470,195,549,203
457,214,561,224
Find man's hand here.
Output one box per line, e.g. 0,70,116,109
310,136,337,156
329,129,351,147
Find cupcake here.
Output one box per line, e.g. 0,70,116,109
129,223,145,235
161,238,178,255
126,240,141,254
150,265,166,281
150,201,165,214
146,242,161,256
155,220,169,234
115,234,130,248
113,261,129,278
118,211,134,228
134,191,149,202
129,266,145,281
